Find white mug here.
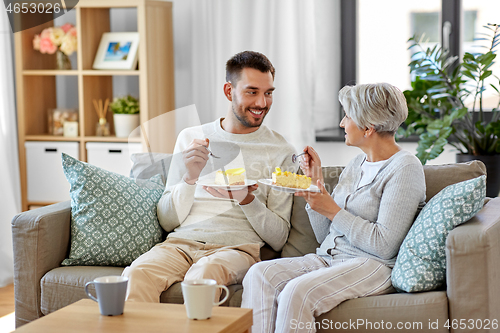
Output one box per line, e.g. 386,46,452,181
181,279,230,320
85,276,128,316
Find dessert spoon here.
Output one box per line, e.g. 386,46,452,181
206,147,221,159
291,152,306,163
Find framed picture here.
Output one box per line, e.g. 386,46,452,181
93,32,139,70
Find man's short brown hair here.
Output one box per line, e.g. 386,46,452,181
226,51,275,86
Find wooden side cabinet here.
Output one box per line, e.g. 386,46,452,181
14,0,176,211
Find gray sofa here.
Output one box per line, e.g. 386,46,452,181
12,159,500,332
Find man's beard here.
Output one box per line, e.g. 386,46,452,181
232,103,268,128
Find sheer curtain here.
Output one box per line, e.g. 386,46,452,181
0,6,21,287
187,0,341,151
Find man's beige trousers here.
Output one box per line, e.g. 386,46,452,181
123,238,260,302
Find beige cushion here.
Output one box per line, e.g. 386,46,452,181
160,281,242,307
159,282,184,305
41,266,124,315
316,291,449,333
423,160,486,201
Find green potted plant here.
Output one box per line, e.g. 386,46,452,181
109,95,140,138
398,23,500,196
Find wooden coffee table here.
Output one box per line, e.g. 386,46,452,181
14,299,252,333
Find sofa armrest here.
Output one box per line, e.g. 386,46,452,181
11,201,72,327
446,197,500,330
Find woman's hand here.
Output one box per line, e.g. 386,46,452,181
299,146,323,184
295,180,340,220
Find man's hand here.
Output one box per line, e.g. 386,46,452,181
299,146,324,184
295,180,340,220
203,184,259,205
183,138,210,185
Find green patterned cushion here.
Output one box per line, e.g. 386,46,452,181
391,175,486,292
61,153,164,267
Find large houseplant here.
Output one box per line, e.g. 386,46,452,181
398,23,500,196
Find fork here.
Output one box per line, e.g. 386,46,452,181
206,147,221,159
291,152,306,163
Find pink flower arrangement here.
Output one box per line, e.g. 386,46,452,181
33,24,78,56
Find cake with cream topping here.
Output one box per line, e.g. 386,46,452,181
272,167,311,189
215,168,246,185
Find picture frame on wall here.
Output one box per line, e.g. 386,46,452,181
93,32,139,70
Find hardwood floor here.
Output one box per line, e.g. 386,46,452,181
0,284,14,317
0,284,15,333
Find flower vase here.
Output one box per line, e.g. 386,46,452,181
56,50,72,70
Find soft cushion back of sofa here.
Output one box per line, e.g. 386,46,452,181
422,160,486,201
130,152,173,186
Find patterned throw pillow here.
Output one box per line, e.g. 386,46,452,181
61,153,164,267
392,175,486,292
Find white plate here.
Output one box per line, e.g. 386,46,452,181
196,179,257,190
258,179,320,193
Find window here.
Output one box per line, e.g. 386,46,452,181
462,0,500,109
358,0,441,91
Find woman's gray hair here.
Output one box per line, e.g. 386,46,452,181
338,83,408,135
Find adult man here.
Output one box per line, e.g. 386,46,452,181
123,51,297,302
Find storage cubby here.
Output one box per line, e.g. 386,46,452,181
22,75,78,136
82,75,140,137
79,7,138,70
14,0,176,210
19,18,60,70
16,6,78,71
82,75,114,136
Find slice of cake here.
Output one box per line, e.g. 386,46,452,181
272,167,311,189
215,168,246,185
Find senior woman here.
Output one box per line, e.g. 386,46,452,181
241,83,426,333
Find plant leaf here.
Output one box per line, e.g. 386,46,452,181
463,63,479,72
480,70,493,81
463,52,475,61
490,84,500,94
462,70,477,80
477,52,496,65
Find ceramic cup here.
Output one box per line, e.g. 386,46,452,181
181,279,230,320
84,276,128,316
